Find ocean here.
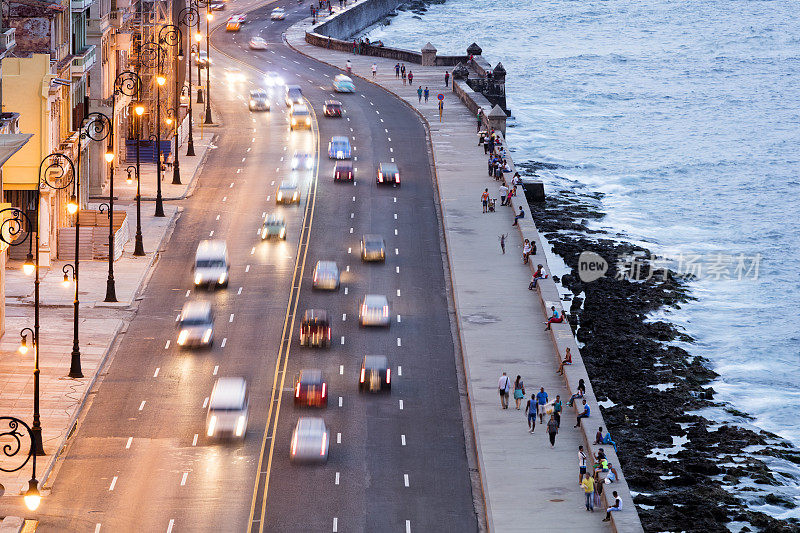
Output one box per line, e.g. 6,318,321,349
364,0,800,515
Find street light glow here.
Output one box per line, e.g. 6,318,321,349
62,272,71,287
195,32,202,42
157,75,166,86
67,195,78,215
206,12,213,21
105,151,115,163
18,334,29,355
24,479,41,511
22,254,35,276
135,104,145,116
166,117,174,126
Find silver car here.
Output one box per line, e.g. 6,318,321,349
206,377,249,439
248,89,270,111
261,214,286,240
194,240,229,288
177,301,214,348
361,234,386,262
291,151,314,170
312,261,339,290
276,180,300,205
290,417,329,463
359,294,390,327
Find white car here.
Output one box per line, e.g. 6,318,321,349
359,294,390,327
224,68,246,83
291,151,314,170
206,378,249,439
270,7,285,19
265,71,283,87
290,417,329,463
228,13,247,23
249,37,267,50
312,261,339,290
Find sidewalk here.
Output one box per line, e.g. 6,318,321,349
0,130,211,496
287,22,615,532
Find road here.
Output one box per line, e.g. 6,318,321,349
23,1,479,531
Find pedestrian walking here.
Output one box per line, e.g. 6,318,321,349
536,387,549,424
578,445,587,484
525,394,536,432
487,156,494,177
424,86,429,102
476,110,482,132
481,188,490,213
603,491,622,522
402,69,407,85
553,395,562,427
582,473,595,511
499,183,509,206
445,70,450,86
499,233,507,254
371,63,377,77
513,375,525,409
438,99,443,120
417,86,423,102
547,414,559,447
408,71,414,84
395,63,400,77
498,372,511,409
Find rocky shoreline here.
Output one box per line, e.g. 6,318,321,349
520,167,800,532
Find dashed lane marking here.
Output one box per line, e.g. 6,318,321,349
154,367,160,378
202,397,209,408
109,476,117,491
339,365,344,375
192,434,198,446
336,432,341,444
139,401,146,411
404,474,409,487
335,472,340,485
222,338,227,348
399,400,404,410
126,437,133,449
340,336,345,345
181,472,188,486
164,340,170,349
401,434,406,446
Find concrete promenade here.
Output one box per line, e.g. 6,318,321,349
287,20,636,532
0,133,211,496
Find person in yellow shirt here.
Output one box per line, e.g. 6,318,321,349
582,473,595,512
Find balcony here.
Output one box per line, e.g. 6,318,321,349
0,28,16,58
70,45,96,78
71,0,92,11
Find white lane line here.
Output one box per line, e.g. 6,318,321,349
213,365,219,376
380,118,384,123
340,365,344,375
139,401,146,411
126,437,133,449
164,340,170,349
230,182,234,188
336,432,341,444
352,196,356,201
154,367,160,378
393,196,397,202
385,128,389,133
335,472,340,485
391,157,395,163
346,265,350,272
388,137,391,142
209,230,214,237
404,474,409,487
230,182,235,187
252,137,256,142
167,519,175,533
344,287,348,295
406,520,411,533
395,229,398,235
242,157,246,162
350,213,354,219
397,314,402,323
222,196,227,202
237,169,241,174
395,248,399,255
397,337,402,347
396,266,400,274
398,366,402,376
221,337,227,348
238,287,243,295
342,313,346,321
109,476,118,491
338,396,343,407
229,313,235,323
192,434,198,446
350,228,353,234
348,247,352,254
397,289,401,296
95,524,101,533
185,289,191,296
251,247,256,255
399,400,404,410
333,518,338,533
215,215,220,221
401,434,406,446
181,472,188,486
394,213,398,220
340,336,345,345
247,148,251,152
389,147,393,153
202,397,209,408
246,265,251,272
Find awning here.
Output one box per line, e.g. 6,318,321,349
51,78,71,86
0,134,33,167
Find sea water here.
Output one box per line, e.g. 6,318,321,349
365,0,800,496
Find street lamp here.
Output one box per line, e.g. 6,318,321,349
194,28,203,104
62,264,75,288
139,39,168,218
204,8,213,124
159,24,184,185
131,103,146,256
179,4,199,157
0,416,40,510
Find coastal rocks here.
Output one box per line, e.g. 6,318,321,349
529,187,800,532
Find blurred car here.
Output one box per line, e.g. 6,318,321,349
312,260,339,290
333,74,355,93
299,309,330,348
249,37,267,50
290,104,311,131
210,2,224,10
225,21,240,31
194,240,229,288
276,181,300,205
377,162,400,186
224,68,246,82
228,13,247,23
206,377,248,439
292,151,314,170
323,100,342,117
327,136,351,159
294,369,328,407
248,89,270,111
361,234,386,262
359,294,390,327
177,301,214,348
285,85,303,107
290,417,329,463
265,71,283,87
261,214,286,240
359,355,391,393
270,7,286,20
333,160,353,182
194,50,210,67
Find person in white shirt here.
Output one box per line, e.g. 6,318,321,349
499,184,509,205
371,63,377,77
497,372,511,409
603,491,622,522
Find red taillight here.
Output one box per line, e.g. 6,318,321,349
383,305,389,317
295,383,301,398
320,431,327,455
386,368,391,384
348,172,352,178
395,174,400,183
321,382,327,398
327,327,331,340
360,368,365,383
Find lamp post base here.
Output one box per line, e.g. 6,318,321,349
172,163,181,185
133,232,145,256
68,347,83,378
197,88,204,104
104,279,117,303
155,197,165,218
31,426,45,456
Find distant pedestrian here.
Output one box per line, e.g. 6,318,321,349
513,375,525,409
536,387,548,424
395,63,400,77
578,445,587,484
481,188,490,213
499,233,507,254
445,70,450,86
547,414,559,447
512,206,525,226
438,99,443,120
603,491,622,522
574,399,590,427
477,110,482,132
525,394,536,432
582,473,595,511
417,86,423,102
487,156,494,176
371,63,377,77
553,395,562,427
522,239,532,264
499,183,509,206
408,71,414,84
424,86,429,102
595,426,604,445
401,63,406,77
498,372,511,409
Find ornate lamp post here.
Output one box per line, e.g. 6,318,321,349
179,5,199,157
139,39,167,218
0,417,41,511
158,24,184,185
131,103,146,256
203,8,213,124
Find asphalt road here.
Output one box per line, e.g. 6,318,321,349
23,1,478,531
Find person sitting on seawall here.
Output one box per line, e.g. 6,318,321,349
602,431,618,454
512,206,525,226
574,399,590,428
567,379,586,407
604,463,619,483
603,491,622,522
558,347,572,375
529,264,547,290
544,305,563,330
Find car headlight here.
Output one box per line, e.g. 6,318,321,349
194,273,202,285
279,228,285,238
202,328,213,344
262,227,268,238
250,100,255,106
218,272,227,284
207,415,217,436
277,193,283,201
235,415,246,436
305,118,310,124
291,119,297,125
337,151,343,157
177,330,189,345
292,158,298,166
292,192,298,200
